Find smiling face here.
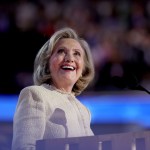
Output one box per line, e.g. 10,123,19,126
49,38,85,92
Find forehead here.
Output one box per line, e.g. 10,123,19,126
54,38,84,51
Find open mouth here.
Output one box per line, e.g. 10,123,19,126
61,65,75,71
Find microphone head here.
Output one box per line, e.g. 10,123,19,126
50,108,67,125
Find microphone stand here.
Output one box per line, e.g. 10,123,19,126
111,75,150,95
129,84,150,95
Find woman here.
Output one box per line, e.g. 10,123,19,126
12,27,95,150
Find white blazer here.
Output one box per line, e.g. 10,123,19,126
12,84,94,150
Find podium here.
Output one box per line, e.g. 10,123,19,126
36,130,150,150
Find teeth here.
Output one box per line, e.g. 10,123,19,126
62,66,75,70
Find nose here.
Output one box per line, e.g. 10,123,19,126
64,53,74,62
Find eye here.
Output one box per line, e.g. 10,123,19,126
74,51,81,56
57,48,65,54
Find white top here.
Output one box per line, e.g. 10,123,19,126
12,84,94,150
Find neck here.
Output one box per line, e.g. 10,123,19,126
52,82,73,94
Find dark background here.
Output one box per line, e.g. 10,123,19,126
0,0,150,94
0,0,150,149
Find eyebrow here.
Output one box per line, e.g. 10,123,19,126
56,46,83,52
73,49,82,52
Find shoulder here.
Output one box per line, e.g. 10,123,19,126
20,84,53,94
20,85,44,93
18,84,51,102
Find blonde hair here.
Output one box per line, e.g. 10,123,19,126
33,27,95,96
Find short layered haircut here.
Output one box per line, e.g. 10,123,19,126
33,27,95,96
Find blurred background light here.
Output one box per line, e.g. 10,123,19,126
1,94,150,128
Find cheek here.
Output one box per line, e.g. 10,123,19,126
77,59,84,73
49,57,59,72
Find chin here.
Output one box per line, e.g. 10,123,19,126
63,77,76,83
66,78,75,83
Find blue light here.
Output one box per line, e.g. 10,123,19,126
79,94,150,127
1,94,150,127
0,95,18,121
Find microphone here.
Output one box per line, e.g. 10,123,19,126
50,108,68,138
111,75,150,94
